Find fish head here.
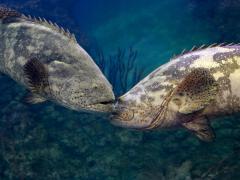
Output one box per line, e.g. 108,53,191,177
49,45,115,113
60,74,115,113
110,92,181,129
109,76,177,129
110,89,157,129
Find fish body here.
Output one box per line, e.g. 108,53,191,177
0,7,114,112
112,45,240,141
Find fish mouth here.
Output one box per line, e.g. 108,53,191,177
85,99,116,113
99,99,116,105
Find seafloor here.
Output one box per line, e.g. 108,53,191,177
0,0,240,179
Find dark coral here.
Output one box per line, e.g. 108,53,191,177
94,47,145,96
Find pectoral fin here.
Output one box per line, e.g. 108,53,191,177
182,117,215,142
24,58,50,104
24,58,49,94
25,93,47,104
171,68,218,114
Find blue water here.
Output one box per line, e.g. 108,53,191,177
0,0,240,179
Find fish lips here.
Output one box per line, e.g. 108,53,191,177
85,99,116,113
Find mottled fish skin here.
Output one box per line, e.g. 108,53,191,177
112,45,240,130
0,7,115,112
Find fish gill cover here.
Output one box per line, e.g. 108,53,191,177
0,0,240,179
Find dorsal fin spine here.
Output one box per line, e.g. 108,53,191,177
197,44,206,50
190,46,196,51
60,27,65,34
29,16,77,43
208,43,217,48
43,18,47,23
54,22,59,29
66,29,70,36
218,42,225,46
49,20,53,26
170,42,237,61
72,34,76,41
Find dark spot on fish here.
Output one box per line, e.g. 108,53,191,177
146,81,161,91
0,7,21,19
179,92,184,96
146,81,173,92
129,87,142,95
2,16,24,24
149,70,160,79
140,95,147,101
217,76,231,92
148,96,155,102
163,55,200,80
213,47,240,63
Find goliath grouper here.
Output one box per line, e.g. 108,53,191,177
112,44,240,141
0,7,114,112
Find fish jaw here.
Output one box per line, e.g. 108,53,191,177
85,100,115,113
84,88,116,113
110,96,155,129
56,74,115,113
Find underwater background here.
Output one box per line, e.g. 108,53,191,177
0,0,240,179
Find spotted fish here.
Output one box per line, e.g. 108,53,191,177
111,44,240,141
0,7,115,112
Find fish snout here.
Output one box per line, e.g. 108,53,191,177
59,76,115,112
110,100,136,127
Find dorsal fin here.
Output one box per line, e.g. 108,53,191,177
26,16,77,43
170,42,236,61
0,6,77,43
